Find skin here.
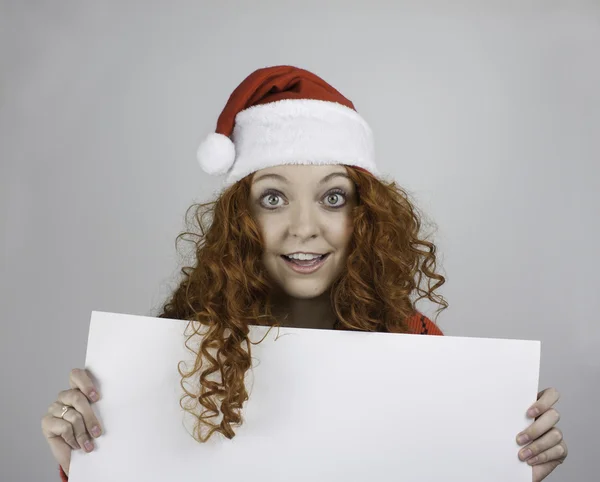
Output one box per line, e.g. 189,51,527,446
41,369,102,476
517,388,568,480
42,165,568,479
249,164,357,330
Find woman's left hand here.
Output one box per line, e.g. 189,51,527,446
516,387,568,481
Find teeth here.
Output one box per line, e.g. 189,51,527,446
286,253,324,261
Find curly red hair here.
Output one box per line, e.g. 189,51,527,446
158,166,447,442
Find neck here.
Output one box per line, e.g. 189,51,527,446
270,290,336,330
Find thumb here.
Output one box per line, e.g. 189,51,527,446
48,437,72,476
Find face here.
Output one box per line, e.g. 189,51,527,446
249,164,357,299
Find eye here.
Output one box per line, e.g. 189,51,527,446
257,188,349,210
323,188,347,208
259,189,286,209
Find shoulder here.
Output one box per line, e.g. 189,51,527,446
405,312,444,336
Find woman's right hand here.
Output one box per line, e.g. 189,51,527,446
41,368,103,476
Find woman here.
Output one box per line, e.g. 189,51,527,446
41,66,568,481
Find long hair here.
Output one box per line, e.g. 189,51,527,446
158,166,447,442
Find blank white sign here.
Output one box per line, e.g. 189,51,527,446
69,311,539,481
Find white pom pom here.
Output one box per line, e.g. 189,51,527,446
196,133,235,175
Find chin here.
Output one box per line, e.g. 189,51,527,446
278,281,331,300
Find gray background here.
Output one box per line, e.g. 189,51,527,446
1,1,598,480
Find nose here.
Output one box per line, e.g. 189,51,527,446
287,202,319,240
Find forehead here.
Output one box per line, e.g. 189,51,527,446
251,164,350,186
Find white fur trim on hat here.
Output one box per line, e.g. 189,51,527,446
219,99,378,188
197,132,236,175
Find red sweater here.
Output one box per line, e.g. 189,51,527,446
58,312,443,480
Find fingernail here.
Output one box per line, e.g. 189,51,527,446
528,456,538,465
91,426,101,437
521,449,533,460
517,434,530,445
89,391,99,402
528,407,539,417
84,440,94,452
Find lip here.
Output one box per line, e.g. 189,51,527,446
284,252,326,256
281,253,331,274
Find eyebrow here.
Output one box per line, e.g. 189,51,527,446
252,172,351,185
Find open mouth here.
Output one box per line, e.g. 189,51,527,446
280,253,331,273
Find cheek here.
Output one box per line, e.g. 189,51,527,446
333,216,354,247
255,216,279,251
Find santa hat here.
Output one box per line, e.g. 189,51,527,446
196,65,379,188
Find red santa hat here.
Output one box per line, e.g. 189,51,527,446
196,65,379,188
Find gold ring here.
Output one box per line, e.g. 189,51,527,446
59,405,70,419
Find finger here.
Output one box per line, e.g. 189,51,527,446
69,368,100,403
531,442,567,482
41,414,80,450
528,387,560,418
46,435,72,476
532,459,563,482
50,402,96,452
518,427,563,461
57,389,102,439
517,408,560,445
526,439,568,466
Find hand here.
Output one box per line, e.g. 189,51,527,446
41,368,102,476
516,387,568,481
